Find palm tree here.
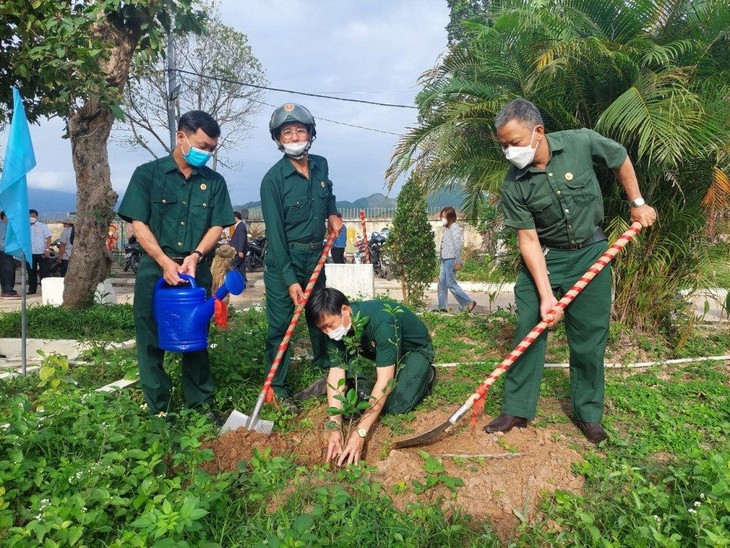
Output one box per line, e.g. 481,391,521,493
388,0,730,333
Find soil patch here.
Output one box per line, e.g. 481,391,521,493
203,405,586,542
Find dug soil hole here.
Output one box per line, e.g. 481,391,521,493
203,406,585,541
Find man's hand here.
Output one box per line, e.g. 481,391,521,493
326,430,344,463
179,255,198,278
288,283,304,306
453,262,462,271
631,204,657,228
161,258,185,285
540,294,563,326
336,432,366,466
328,214,343,236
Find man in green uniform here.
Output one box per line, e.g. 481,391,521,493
305,287,436,465
118,110,234,417
260,103,342,411
486,98,657,443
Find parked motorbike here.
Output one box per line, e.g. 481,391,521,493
123,235,141,273
369,232,387,276
245,235,267,272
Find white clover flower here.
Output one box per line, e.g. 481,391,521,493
82,507,87,512
688,508,697,515
209,343,218,349
653,515,660,522
140,403,148,410
156,411,167,418
694,501,701,507
700,493,705,499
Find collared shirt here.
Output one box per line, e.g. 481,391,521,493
260,154,337,287
334,223,347,248
440,223,464,262
59,226,73,260
118,154,234,255
500,129,627,248
325,300,433,368
30,220,51,254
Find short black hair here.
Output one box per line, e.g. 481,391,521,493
178,110,221,139
29,209,38,216
234,211,242,220
305,287,350,327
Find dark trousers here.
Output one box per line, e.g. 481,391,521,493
27,253,50,293
331,247,345,264
133,255,215,414
231,255,247,283
0,252,16,293
503,242,611,423
263,247,329,397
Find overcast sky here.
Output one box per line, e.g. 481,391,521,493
7,1,450,207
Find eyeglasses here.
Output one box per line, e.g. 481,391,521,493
279,127,309,139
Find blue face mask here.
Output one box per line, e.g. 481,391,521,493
183,135,213,167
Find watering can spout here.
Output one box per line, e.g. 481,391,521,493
193,271,246,324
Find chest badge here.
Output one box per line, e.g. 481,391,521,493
200,183,207,190
565,173,574,181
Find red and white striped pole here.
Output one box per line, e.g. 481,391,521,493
359,210,371,264
262,231,337,405
467,222,643,426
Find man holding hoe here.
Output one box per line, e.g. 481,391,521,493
487,98,657,443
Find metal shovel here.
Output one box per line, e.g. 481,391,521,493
393,222,644,449
220,231,337,435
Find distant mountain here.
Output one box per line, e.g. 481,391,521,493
234,188,466,217
29,188,78,219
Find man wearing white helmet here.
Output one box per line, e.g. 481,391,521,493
260,103,342,411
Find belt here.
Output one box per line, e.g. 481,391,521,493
167,252,212,266
553,228,607,251
289,241,323,250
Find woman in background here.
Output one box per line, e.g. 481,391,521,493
437,206,477,313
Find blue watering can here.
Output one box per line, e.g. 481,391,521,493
154,271,245,353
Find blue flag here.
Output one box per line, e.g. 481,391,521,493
0,87,35,266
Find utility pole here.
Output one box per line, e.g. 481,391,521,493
166,0,178,151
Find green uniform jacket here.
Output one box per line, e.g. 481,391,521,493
260,154,337,286
118,154,234,254
500,129,627,248
325,301,434,368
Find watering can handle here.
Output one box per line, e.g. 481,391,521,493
154,273,196,292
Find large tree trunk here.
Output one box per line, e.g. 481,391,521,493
62,101,117,308
62,19,141,308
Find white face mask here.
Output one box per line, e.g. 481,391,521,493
503,128,537,169
441,218,448,226
282,141,309,159
327,314,351,341
30,217,37,224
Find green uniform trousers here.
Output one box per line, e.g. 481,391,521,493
503,241,611,423
382,345,435,415
134,255,214,414
264,246,329,397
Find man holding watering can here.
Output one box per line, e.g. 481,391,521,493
119,111,234,416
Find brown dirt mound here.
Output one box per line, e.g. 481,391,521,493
203,405,586,542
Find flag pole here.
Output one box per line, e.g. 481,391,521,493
20,251,27,375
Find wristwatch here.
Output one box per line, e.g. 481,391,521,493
629,197,645,208
191,250,204,263
356,427,368,438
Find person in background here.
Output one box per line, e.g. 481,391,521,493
229,210,248,284
56,216,75,277
487,97,657,443
0,211,19,298
118,110,234,420
27,209,51,295
331,213,347,263
260,102,342,411
305,287,436,466
437,206,477,313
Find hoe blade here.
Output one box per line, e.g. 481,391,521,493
393,419,452,449
219,409,273,436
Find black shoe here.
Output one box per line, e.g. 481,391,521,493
424,365,437,398
293,375,328,401
483,413,528,433
205,410,225,428
278,397,300,414
574,421,608,444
